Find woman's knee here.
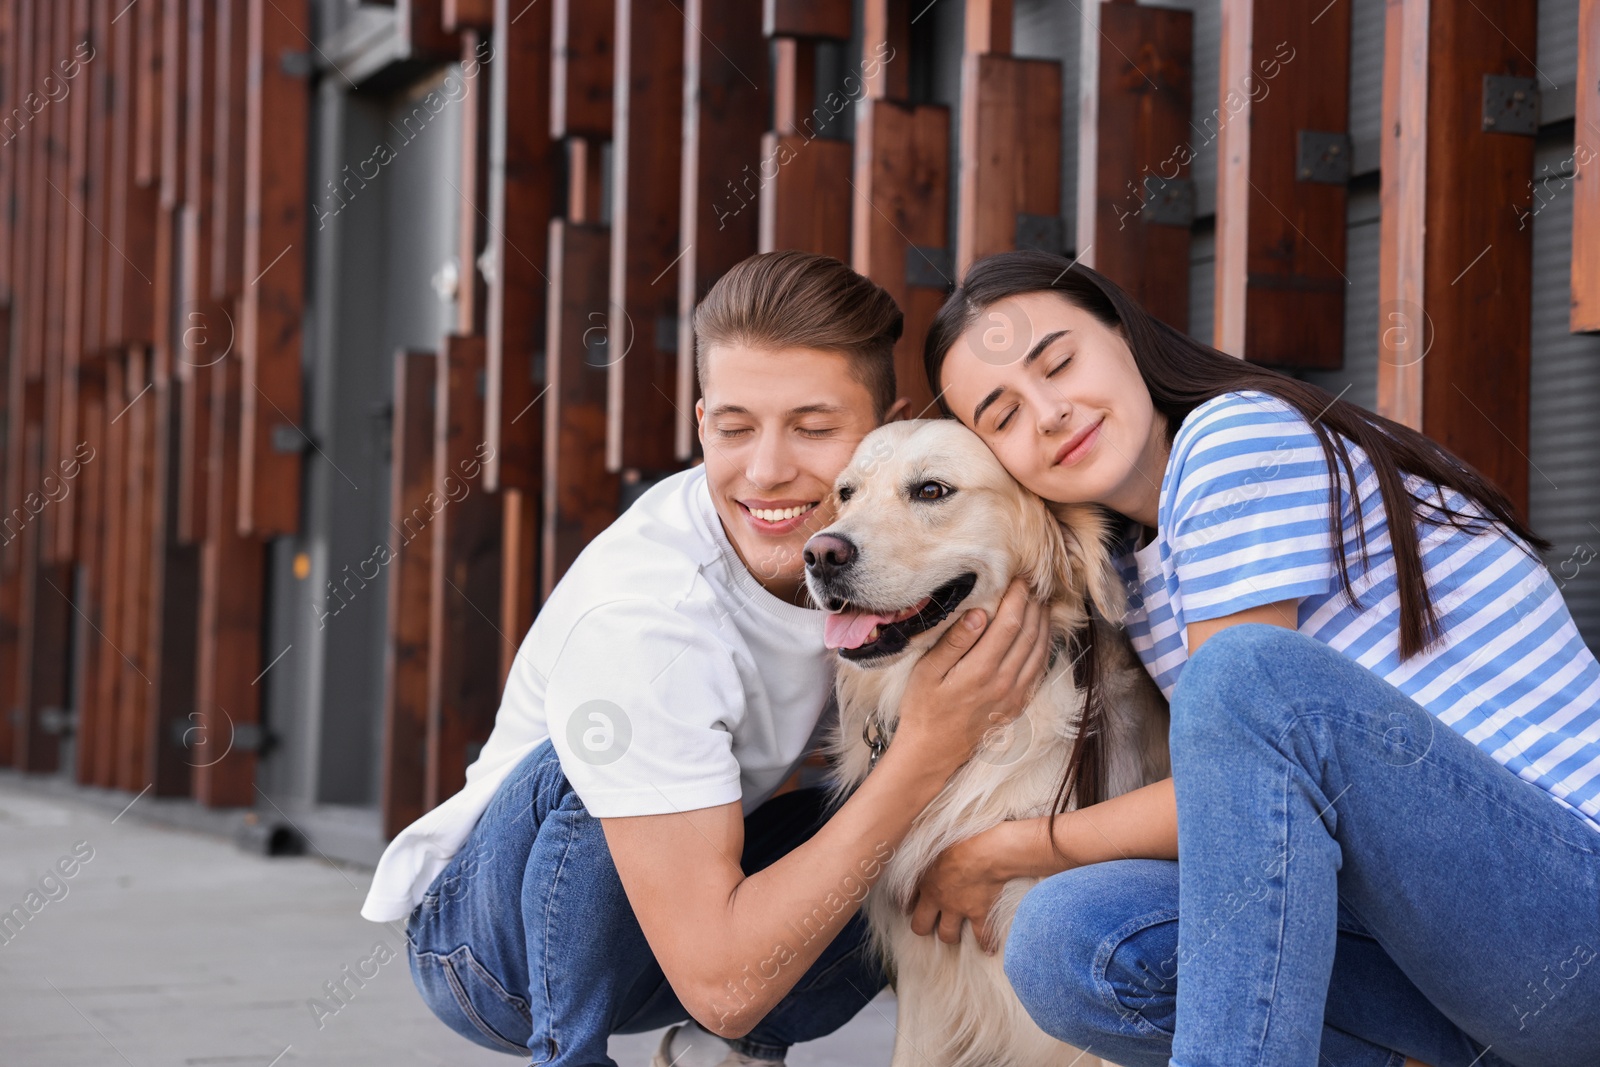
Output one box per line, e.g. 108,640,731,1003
1171,623,1317,747
1003,861,1179,1044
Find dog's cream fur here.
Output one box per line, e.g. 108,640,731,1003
805,420,1171,1067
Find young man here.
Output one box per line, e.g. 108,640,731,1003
360,251,1050,1066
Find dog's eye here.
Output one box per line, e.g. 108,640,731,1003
914,481,952,501
837,485,855,502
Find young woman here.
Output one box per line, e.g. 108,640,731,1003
910,249,1600,1067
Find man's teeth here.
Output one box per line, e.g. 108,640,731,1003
749,503,813,522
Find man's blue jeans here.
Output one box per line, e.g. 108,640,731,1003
1003,624,1600,1067
404,739,887,1066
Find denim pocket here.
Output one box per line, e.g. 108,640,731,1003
411,944,532,1054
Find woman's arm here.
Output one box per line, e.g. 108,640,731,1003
910,599,1302,949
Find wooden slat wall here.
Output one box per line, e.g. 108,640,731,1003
1377,0,1537,520
0,0,303,802
0,0,1589,843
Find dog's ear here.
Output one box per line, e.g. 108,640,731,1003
1014,495,1076,607
1047,502,1131,625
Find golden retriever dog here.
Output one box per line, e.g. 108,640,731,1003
802,420,1171,1067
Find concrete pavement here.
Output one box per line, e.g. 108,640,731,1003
0,778,897,1066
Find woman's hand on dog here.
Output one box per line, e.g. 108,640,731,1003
894,577,1053,781
907,824,1023,954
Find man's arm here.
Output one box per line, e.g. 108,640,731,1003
602,580,1050,1039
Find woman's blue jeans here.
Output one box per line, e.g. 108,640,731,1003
1003,623,1600,1067
404,739,888,1066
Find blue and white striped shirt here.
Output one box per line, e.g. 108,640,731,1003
1114,389,1600,835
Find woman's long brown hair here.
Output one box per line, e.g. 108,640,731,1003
924,249,1552,821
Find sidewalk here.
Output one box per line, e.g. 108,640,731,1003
0,779,896,1066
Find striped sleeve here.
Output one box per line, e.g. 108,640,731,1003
1163,392,1347,625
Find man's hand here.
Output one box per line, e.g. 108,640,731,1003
894,577,1052,778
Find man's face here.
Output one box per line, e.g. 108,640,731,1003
696,344,904,603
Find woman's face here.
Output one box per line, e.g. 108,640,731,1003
937,291,1169,526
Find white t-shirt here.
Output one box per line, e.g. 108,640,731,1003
360,465,837,923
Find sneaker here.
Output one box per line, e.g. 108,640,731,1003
650,1021,786,1067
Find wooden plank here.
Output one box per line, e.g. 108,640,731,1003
399,0,460,58
956,51,1061,276
0,569,16,769
36,1,70,563
89,354,125,787
210,0,246,302
15,419,70,773
24,1,52,382
852,97,948,417
564,136,604,221
606,0,684,474
114,347,153,791
52,0,93,564
2,2,34,571
82,0,115,359
543,219,618,599
1377,0,1536,518
1575,0,1600,332
482,0,553,492
105,0,159,351
72,362,106,784
176,0,218,544
772,37,815,135
964,0,1012,56
758,132,853,259
763,0,851,40
676,0,768,459
498,487,535,689
1214,0,1344,363
426,334,503,810
142,373,199,797
160,0,184,206
861,0,909,101
379,349,436,838
443,0,494,32
0,306,15,767
1077,2,1192,334
238,0,309,536
454,29,491,337
135,0,161,186
192,318,264,807
551,0,612,140
0,0,15,304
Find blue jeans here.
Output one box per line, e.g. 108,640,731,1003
1003,624,1600,1067
404,740,888,1066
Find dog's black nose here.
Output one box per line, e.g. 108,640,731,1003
803,533,856,577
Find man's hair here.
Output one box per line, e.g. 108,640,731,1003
693,251,903,418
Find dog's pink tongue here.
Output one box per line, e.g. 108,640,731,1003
824,611,894,650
